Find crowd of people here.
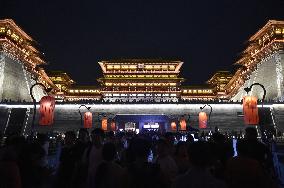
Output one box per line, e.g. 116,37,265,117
0,127,280,188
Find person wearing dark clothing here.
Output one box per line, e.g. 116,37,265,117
94,142,125,188
125,138,168,188
172,141,226,188
18,143,50,188
71,128,91,188
237,127,272,170
55,131,76,188
225,127,278,188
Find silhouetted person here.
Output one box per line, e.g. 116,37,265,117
225,127,277,188
87,128,105,188
71,128,90,188
125,138,168,188
237,127,270,167
172,141,226,188
55,131,76,188
0,135,25,188
94,142,125,188
211,132,234,180
174,141,189,174
18,142,49,188
156,138,178,181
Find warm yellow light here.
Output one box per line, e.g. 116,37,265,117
0,27,5,33
275,28,282,34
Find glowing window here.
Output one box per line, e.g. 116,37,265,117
169,66,175,70
0,27,5,33
154,66,160,70
275,28,282,34
7,29,11,35
129,65,136,69
145,65,152,69
162,65,168,70
11,33,19,41
113,65,120,69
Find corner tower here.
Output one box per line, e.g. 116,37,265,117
0,19,55,102
226,20,284,101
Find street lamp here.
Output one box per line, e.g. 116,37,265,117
244,83,266,107
29,82,53,134
78,105,91,126
200,104,213,129
244,83,268,140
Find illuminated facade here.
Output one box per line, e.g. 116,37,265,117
207,71,233,98
181,86,215,100
1,19,284,103
97,59,184,102
226,20,284,101
0,19,56,102
48,71,101,101
2,19,284,134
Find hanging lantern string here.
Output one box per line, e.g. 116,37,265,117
200,104,213,129
244,83,266,108
29,82,53,135
78,105,91,126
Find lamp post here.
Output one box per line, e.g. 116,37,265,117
200,104,213,129
244,83,266,108
244,83,267,140
30,82,53,135
78,105,91,126
168,114,179,132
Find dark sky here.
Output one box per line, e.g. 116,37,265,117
1,0,284,85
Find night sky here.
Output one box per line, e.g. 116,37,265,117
1,0,284,85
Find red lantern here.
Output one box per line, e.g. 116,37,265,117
199,112,207,129
111,120,116,131
179,118,186,131
171,121,177,131
102,117,108,131
243,96,259,125
39,96,55,126
84,112,92,128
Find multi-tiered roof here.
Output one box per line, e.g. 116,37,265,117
225,20,284,98
98,59,184,101
0,19,56,89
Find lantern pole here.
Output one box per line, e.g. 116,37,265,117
30,82,53,136
200,104,213,129
244,83,266,108
78,105,91,126
244,83,267,140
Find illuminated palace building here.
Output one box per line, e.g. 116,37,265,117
2,19,284,134
98,59,184,102
0,19,284,103
1,19,284,103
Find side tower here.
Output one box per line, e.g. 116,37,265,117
226,20,284,101
98,59,184,102
0,19,55,102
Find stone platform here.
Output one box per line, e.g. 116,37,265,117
0,103,283,135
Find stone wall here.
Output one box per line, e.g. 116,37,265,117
232,52,284,101
0,52,45,102
1,103,283,136
1,103,282,135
